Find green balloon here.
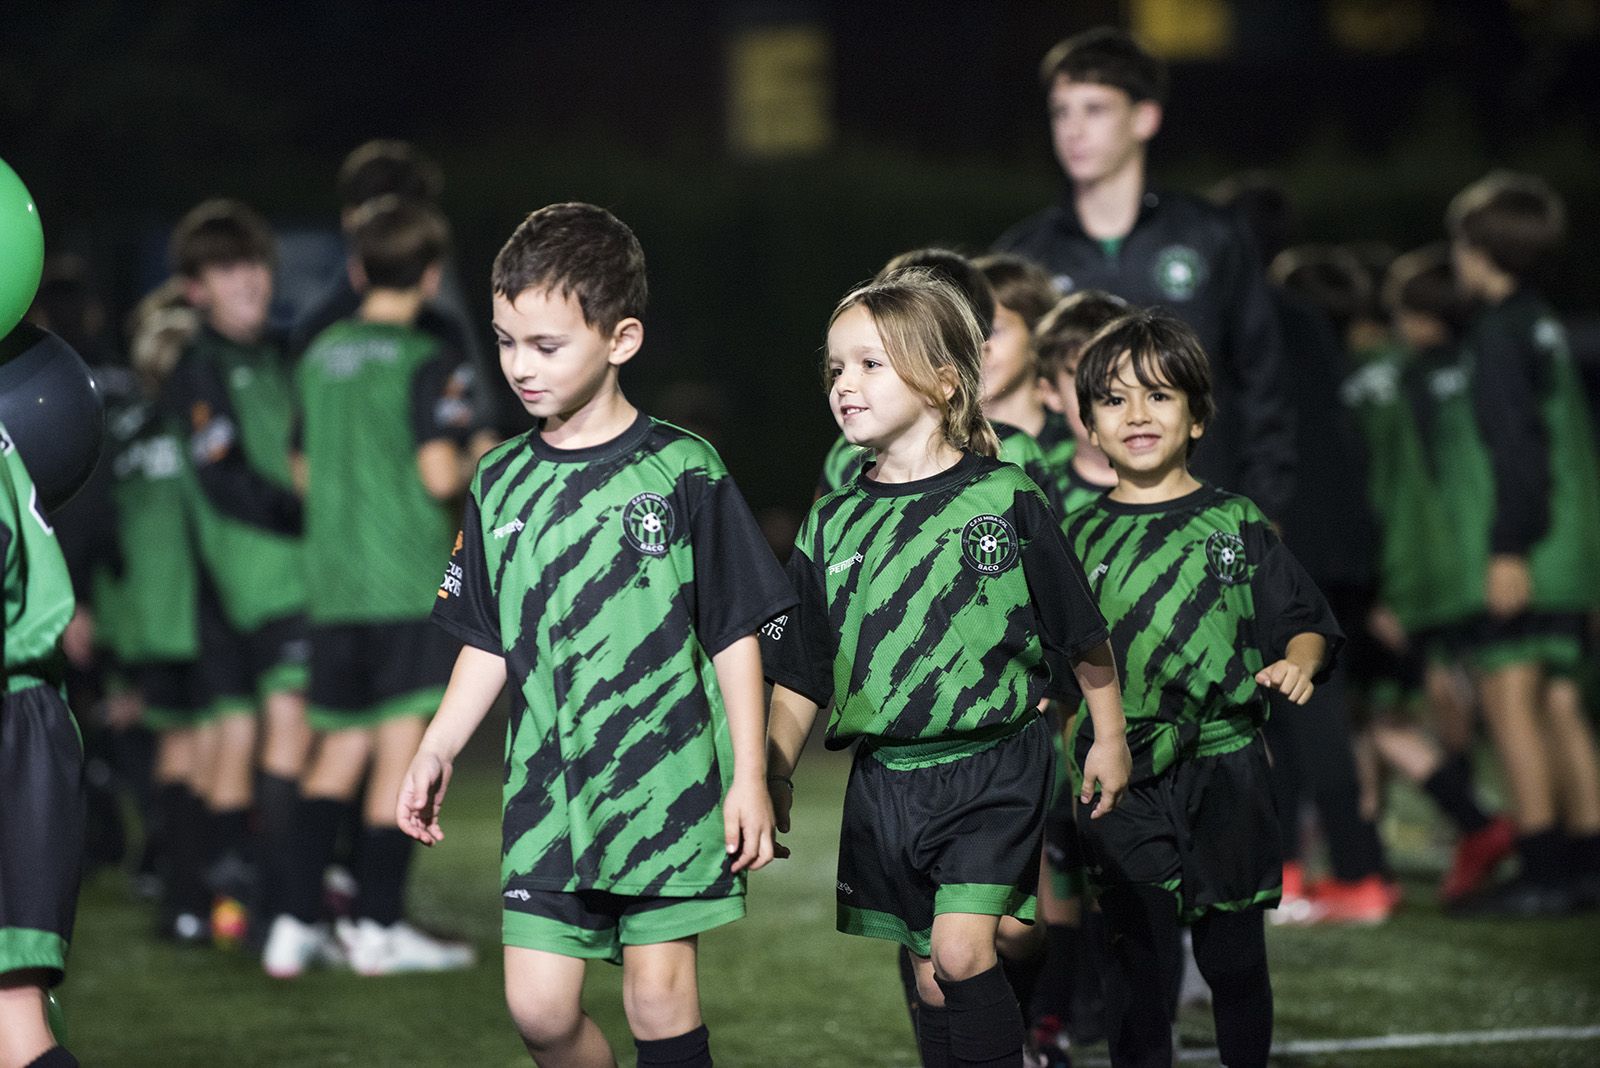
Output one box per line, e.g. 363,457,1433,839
0,157,45,338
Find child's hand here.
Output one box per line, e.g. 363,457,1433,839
1080,735,1131,819
724,778,778,873
396,749,452,846
1256,659,1314,704
1486,554,1531,619
768,776,794,860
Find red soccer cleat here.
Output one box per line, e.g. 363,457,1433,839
1440,816,1517,905
1305,875,1396,925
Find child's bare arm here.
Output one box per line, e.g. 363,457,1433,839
397,644,507,845
415,439,472,501
1255,631,1327,706
1072,639,1130,818
713,634,776,874
765,685,822,857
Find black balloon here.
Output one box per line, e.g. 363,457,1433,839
0,321,105,512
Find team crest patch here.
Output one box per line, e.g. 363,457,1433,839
622,492,675,555
962,514,1019,574
1204,530,1247,584
1153,245,1206,301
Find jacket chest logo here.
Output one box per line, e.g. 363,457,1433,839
1204,530,1247,585
1153,245,1206,301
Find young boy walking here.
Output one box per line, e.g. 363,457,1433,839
399,202,794,1067
1066,313,1342,1068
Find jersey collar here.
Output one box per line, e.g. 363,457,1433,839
528,411,652,463
854,450,984,498
1094,480,1218,516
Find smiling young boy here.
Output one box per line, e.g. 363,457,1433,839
1065,313,1342,1068
397,203,794,1067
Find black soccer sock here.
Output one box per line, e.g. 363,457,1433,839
999,941,1044,1027
206,807,250,869
24,1047,79,1068
1421,759,1491,835
255,772,300,918
915,1002,953,1068
1566,832,1600,876
1191,910,1273,1068
1517,830,1567,886
354,826,415,926
1071,905,1112,1044
159,784,209,916
1097,885,1181,1068
285,797,347,923
1034,923,1080,1025
935,964,1025,1068
634,1024,712,1068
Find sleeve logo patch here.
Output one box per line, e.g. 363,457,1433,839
962,514,1019,574
622,492,675,555
1204,530,1247,584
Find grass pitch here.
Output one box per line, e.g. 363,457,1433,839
62,726,1600,1066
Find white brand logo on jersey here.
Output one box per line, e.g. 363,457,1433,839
1091,563,1109,581
503,889,531,902
439,561,464,599
493,518,525,540
827,552,865,576
761,614,788,641
837,881,854,896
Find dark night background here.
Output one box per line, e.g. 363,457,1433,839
5,0,1599,532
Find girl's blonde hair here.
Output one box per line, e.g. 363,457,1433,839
826,268,999,458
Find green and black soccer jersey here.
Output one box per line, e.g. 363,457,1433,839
816,422,1067,515
433,414,795,898
297,318,480,625
1035,409,1079,509
1342,345,1473,633
764,451,1108,769
97,399,199,665
1,420,74,689
167,326,304,632
1427,289,1600,615
1065,484,1341,783
1060,464,1112,522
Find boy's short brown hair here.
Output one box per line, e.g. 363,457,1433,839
1447,171,1565,279
1035,290,1130,380
1076,312,1214,454
1269,244,1372,338
972,253,1058,330
168,199,275,279
1383,243,1469,335
338,140,444,212
492,203,647,336
1039,28,1167,105
350,195,450,290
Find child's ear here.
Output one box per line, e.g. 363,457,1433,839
1132,100,1163,143
180,275,207,308
1038,375,1065,414
419,262,444,301
935,365,958,402
1189,418,1206,441
346,256,367,294
608,317,644,366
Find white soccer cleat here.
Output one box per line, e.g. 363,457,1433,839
341,918,477,976
262,914,341,979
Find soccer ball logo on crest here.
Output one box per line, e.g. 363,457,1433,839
623,492,675,555
962,514,1019,574
1204,530,1247,585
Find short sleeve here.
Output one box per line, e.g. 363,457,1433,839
759,540,835,707
1015,488,1109,699
688,472,797,656
410,348,482,447
1246,519,1344,680
430,489,500,654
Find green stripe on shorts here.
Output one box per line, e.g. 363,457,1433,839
257,661,308,699
0,927,68,977
935,882,1037,922
1466,634,1581,675
1182,883,1282,924
837,903,934,956
306,685,445,731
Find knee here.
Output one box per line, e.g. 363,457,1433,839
622,967,699,1040
930,938,996,984
505,984,584,1051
